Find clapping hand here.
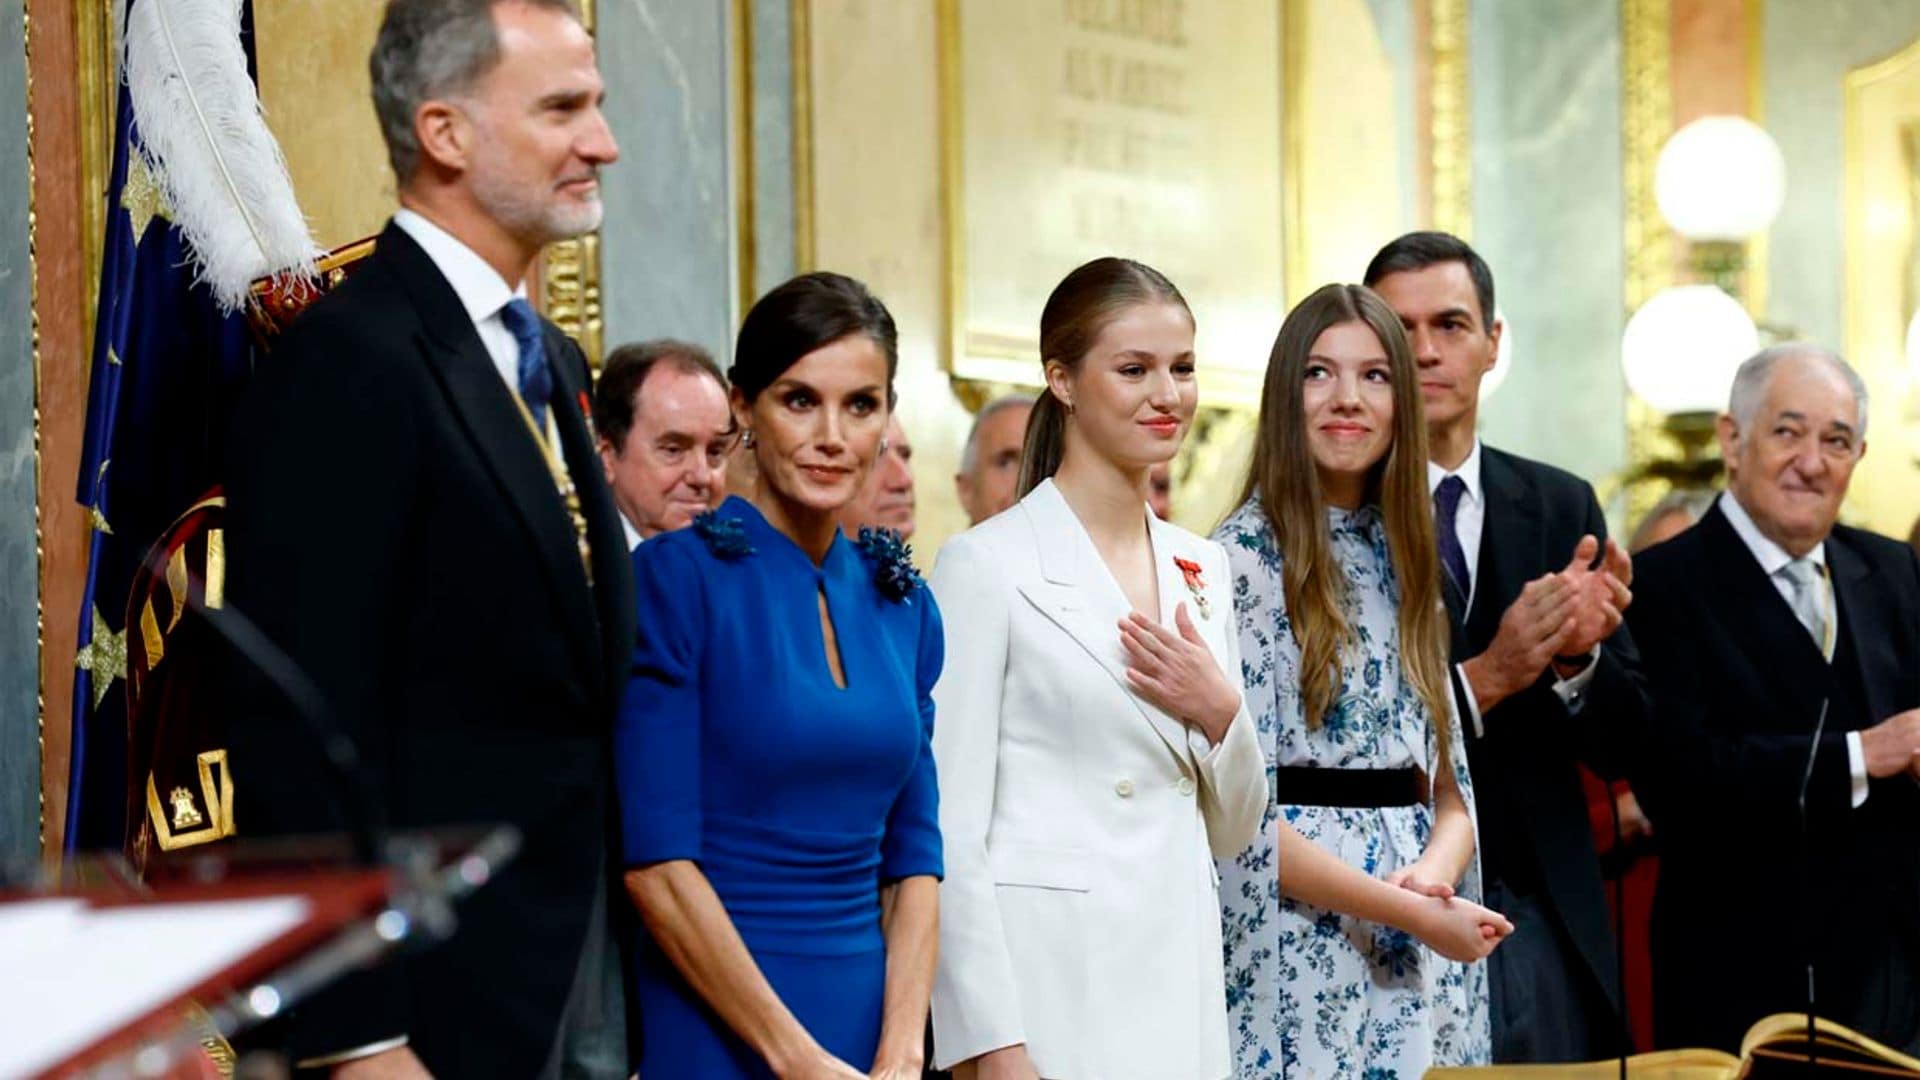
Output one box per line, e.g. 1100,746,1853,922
1554,535,1633,659
1120,604,1242,745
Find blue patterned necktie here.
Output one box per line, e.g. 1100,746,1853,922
500,297,552,433
1434,474,1472,608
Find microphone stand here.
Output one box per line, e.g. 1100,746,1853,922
1796,698,1830,1076
1604,786,1630,1080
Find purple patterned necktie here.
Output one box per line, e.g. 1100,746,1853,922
1434,474,1472,606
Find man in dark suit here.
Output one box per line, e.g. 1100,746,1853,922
1627,345,1920,1053
1367,233,1646,1062
224,1,629,1075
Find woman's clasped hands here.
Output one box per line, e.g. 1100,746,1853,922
1383,859,1515,963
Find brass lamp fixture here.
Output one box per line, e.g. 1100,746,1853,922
1619,116,1788,491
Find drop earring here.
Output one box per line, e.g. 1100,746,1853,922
741,429,755,448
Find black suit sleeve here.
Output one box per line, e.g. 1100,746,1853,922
1566,486,1649,780
1477,482,1647,779
225,312,420,1059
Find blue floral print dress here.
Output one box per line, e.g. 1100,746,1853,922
1212,498,1490,1079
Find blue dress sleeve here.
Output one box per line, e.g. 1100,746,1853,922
615,538,707,868
879,592,944,882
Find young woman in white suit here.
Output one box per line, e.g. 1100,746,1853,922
929,258,1266,1080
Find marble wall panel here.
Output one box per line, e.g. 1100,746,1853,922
748,0,797,298
1764,0,1920,351
599,0,738,361
1470,0,1629,485
1,4,40,864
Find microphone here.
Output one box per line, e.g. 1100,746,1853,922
1795,697,1830,1074
142,538,387,867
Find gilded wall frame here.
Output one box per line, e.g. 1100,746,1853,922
1844,35,1920,531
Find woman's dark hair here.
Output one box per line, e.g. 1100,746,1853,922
729,271,899,403
1016,257,1192,497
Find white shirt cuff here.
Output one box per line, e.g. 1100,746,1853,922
1846,731,1869,808
294,1035,410,1070
1551,644,1603,713
1456,661,1485,739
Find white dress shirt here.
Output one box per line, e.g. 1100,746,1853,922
621,513,643,552
1716,493,1870,807
1428,440,1597,737
392,208,525,393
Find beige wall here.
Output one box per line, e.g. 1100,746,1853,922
255,2,393,250
808,3,976,561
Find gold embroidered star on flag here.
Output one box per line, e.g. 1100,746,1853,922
74,605,127,710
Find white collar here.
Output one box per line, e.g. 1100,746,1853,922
621,513,643,552
1427,437,1484,505
1718,490,1826,577
392,208,525,326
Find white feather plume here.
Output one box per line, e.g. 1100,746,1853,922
121,0,320,312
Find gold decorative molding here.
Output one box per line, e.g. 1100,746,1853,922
936,0,968,390
540,232,604,369
1744,0,1768,317
78,0,113,342
790,0,814,272
1281,0,1306,303
1619,0,1679,530
25,0,45,857
1621,0,1673,313
731,0,755,306
539,0,604,366
1428,0,1471,239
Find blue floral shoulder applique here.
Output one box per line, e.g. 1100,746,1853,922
692,511,755,560
854,527,924,602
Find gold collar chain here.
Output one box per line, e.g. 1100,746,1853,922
508,393,595,587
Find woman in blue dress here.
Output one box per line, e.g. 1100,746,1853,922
1213,284,1513,1078
616,272,942,1079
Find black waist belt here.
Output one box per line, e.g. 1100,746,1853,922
1275,766,1424,808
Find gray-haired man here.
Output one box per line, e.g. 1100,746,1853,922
225,0,632,1075
1628,345,1920,1053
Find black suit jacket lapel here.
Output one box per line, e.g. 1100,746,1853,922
1694,505,1828,722
1466,448,1541,654
1827,536,1890,726
542,326,635,703
381,223,603,689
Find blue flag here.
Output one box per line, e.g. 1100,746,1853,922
67,0,259,852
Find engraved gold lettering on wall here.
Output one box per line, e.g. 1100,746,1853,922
946,0,1283,407
1058,0,1195,255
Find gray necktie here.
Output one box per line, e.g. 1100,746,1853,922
1777,557,1831,659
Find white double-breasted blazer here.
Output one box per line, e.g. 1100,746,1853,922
928,479,1265,1079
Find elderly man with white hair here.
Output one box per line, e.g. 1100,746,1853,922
1626,343,1920,1054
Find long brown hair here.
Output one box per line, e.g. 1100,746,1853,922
1239,284,1451,750
1016,257,1193,497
